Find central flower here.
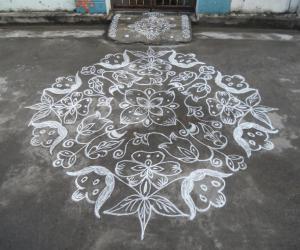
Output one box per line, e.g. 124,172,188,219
120,88,179,127
129,58,172,77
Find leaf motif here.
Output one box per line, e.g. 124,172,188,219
251,108,274,128
99,140,123,151
72,190,85,201
27,103,47,111
78,123,95,135
201,123,214,135
138,200,152,240
41,93,54,105
77,112,112,136
30,109,51,123
150,195,187,217
156,49,171,57
94,173,115,218
87,139,124,159
178,146,198,159
254,105,277,113
104,195,141,215
245,91,261,107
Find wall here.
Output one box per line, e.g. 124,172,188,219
0,0,299,14
231,0,299,13
197,0,300,14
0,0,75,11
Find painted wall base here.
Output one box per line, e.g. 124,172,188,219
0,0,75,11
0,0,299,15
231,0,299,13
75,0,106,13
197,0,231,14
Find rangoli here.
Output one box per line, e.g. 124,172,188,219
27,47,278,239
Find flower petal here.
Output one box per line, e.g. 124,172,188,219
137,97,150,107
150,108,176,126
227,96,240,107
151,91,175,106
64,108,78,124
70,92,83,102
61,96,73,106
216,91,230,105
125,89,147,106
120,106,147,125
115,160,142,177
76,98,92,116
154,161,182,176
206,98,223,116
150,97,163,106
132,151,165,165
220,107,241,125
150,175,168,189
138,67,163,76
149,107,163,116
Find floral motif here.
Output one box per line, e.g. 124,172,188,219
58,92,92,124
27,93,63,123
129,58,172,77
181,169,231,219
206,91,244,125
47,74,82,94
120,88,179,127
67,166,115,218
27,47,278,240
215,72,252,94
116,151,181,190
30,121,67,154
233,122,277,157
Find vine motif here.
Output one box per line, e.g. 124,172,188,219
27,47,278,239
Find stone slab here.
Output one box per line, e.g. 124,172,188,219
108,12,192,44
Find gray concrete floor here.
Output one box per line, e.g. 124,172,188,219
0,25,299,250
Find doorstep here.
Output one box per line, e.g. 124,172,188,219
0,11,299,30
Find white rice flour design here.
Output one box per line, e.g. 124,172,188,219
128,12,176,40
27,47,278,240
108,14,121,38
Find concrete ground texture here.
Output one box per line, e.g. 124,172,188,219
0,24,299,250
